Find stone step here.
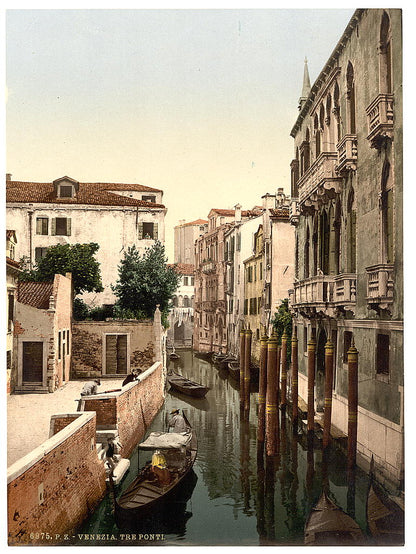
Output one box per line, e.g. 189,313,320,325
96,429,119,444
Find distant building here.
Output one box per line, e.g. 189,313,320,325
167,264,195,349
174,219,208,265
289,9,403,488
6,174,166,306
13,273,72,393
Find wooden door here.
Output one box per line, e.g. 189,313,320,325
22,342,43,382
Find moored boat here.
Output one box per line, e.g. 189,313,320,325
228,360,240,380
114,412,197,524
304,491,365,545
194,351,213,361
167,371,210,398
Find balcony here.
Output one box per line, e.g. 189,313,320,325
298,152,342,206
333,273,357,307
201,260,215,274
366,94,394,150
289,198,300,226
366,263,394,309
336,134,357,173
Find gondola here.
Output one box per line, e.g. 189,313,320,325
167,371,210,398
227,360,240,380
304,491,365,545
215,354,236,370
194,351,213,361
212,353,228,367
114,411,197,524
169,350,180,360
366,459,404,544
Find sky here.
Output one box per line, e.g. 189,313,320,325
6,8,356,260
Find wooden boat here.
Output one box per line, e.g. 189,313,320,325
167,371,209,398
194,351,213,361
212,353,228,367
169,351,180,360
304,491,365,545
366,461,404,544
216,354,236,370
114,412,197,524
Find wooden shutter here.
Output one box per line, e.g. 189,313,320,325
153,222,158,240
106,335,117,373
138,222,143,240
116,335,127,374
36,218,42,234
51,218,56,236
66,218,72,236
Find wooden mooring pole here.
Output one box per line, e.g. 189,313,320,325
307,328,316,440
347,338,358,470
291,326,299,435
239,326,246,409
322,338,334,450
265,331,278,456
280,330,288,410
244,327,252,413
257,331,268,445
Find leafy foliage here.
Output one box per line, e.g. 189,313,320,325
112,241,180,323
19,243,103,296
271,299,292,339
73,298,115,321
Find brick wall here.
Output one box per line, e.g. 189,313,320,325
49,415,80,436
83,362,164,458
7,412,106,546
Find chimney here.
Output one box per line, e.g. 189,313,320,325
276,188,285,206
234,203,242,223
6,173,12,182
261,193,275,210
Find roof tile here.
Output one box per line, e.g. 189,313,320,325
18,281,54,309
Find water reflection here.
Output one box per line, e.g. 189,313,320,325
78,349,374,546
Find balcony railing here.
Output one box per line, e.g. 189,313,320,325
333,273,357,305
366,264,394,306
297,152,342,204
336,134,357,173
366,94,394,149
201,261,215,274
292,275,335,306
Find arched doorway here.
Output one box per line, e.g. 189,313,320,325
174,321,185,343
316,328,327,413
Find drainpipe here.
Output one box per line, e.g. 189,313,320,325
28,209,34,268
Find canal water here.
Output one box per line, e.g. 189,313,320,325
76,349,372,546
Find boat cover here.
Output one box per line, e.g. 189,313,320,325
139,431,191,450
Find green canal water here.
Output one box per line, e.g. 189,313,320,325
75,349,374,546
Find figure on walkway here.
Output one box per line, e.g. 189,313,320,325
104,436,122,472
80,379,101,396
122,368,140,387
168,409,188,433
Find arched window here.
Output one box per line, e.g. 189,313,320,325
183,296,190,308
319,210,330,275
304,225,310,279
334,199,342,275
381,161,394,263
347,62,356,134
347,189,356,272
314,114,321,157
380,11,393,94
173,296,178,307
333,82,341,142
313,215,318,275
295,236,299,279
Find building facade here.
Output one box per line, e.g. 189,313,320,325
6,231,20,394
174,219,208,265
6,175,166,306
289,9,403,488
167,263,195,349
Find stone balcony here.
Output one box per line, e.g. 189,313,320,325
366,263,394,310
289,198,300,226
201,261,215,274
290,273,357,317
298,152,343,206
366,94,394,150
336,134,358,173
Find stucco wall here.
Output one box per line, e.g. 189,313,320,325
71,319,156,378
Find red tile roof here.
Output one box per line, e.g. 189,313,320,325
210,208,262,218
168,263,195,275
6,180,165,208
270,207,290,220
18,281,54,309
6,230,16,240
182,219,208,227
6,256,20,269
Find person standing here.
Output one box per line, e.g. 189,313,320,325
168,409,188,433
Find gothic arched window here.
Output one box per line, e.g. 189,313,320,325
347,62,356,134
380,11,393,94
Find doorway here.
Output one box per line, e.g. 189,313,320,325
316,329,327,413
105,334,128,374
22,341,43,383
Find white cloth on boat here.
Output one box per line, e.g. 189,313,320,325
139,431,191,450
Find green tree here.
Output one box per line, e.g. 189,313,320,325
271,299,293,339
19,243,103,296
112,241,180,324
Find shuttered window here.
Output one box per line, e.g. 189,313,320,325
139,222,158,240
51,218,71,236
36,217,49,235
35,247,48,262
105,335,128,374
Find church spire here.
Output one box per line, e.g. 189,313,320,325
298,57,311,111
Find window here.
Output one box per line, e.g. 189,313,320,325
304,326,308,353
183,276,189,286
59,185,73,198
138,222,158,240
105,334,128,374
183,296,190,308
36,217,48,235
191,277,194,286
58,331,62,360
8,293,14,332
52,217,71,236
376,334,390,375
35,247,48,262
346,62,356,134
380,12,393,94
259,262,263,281
244,299,248,315
7,351,11,370
343,331,353,363
142,195,156,203
66,330,70,355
